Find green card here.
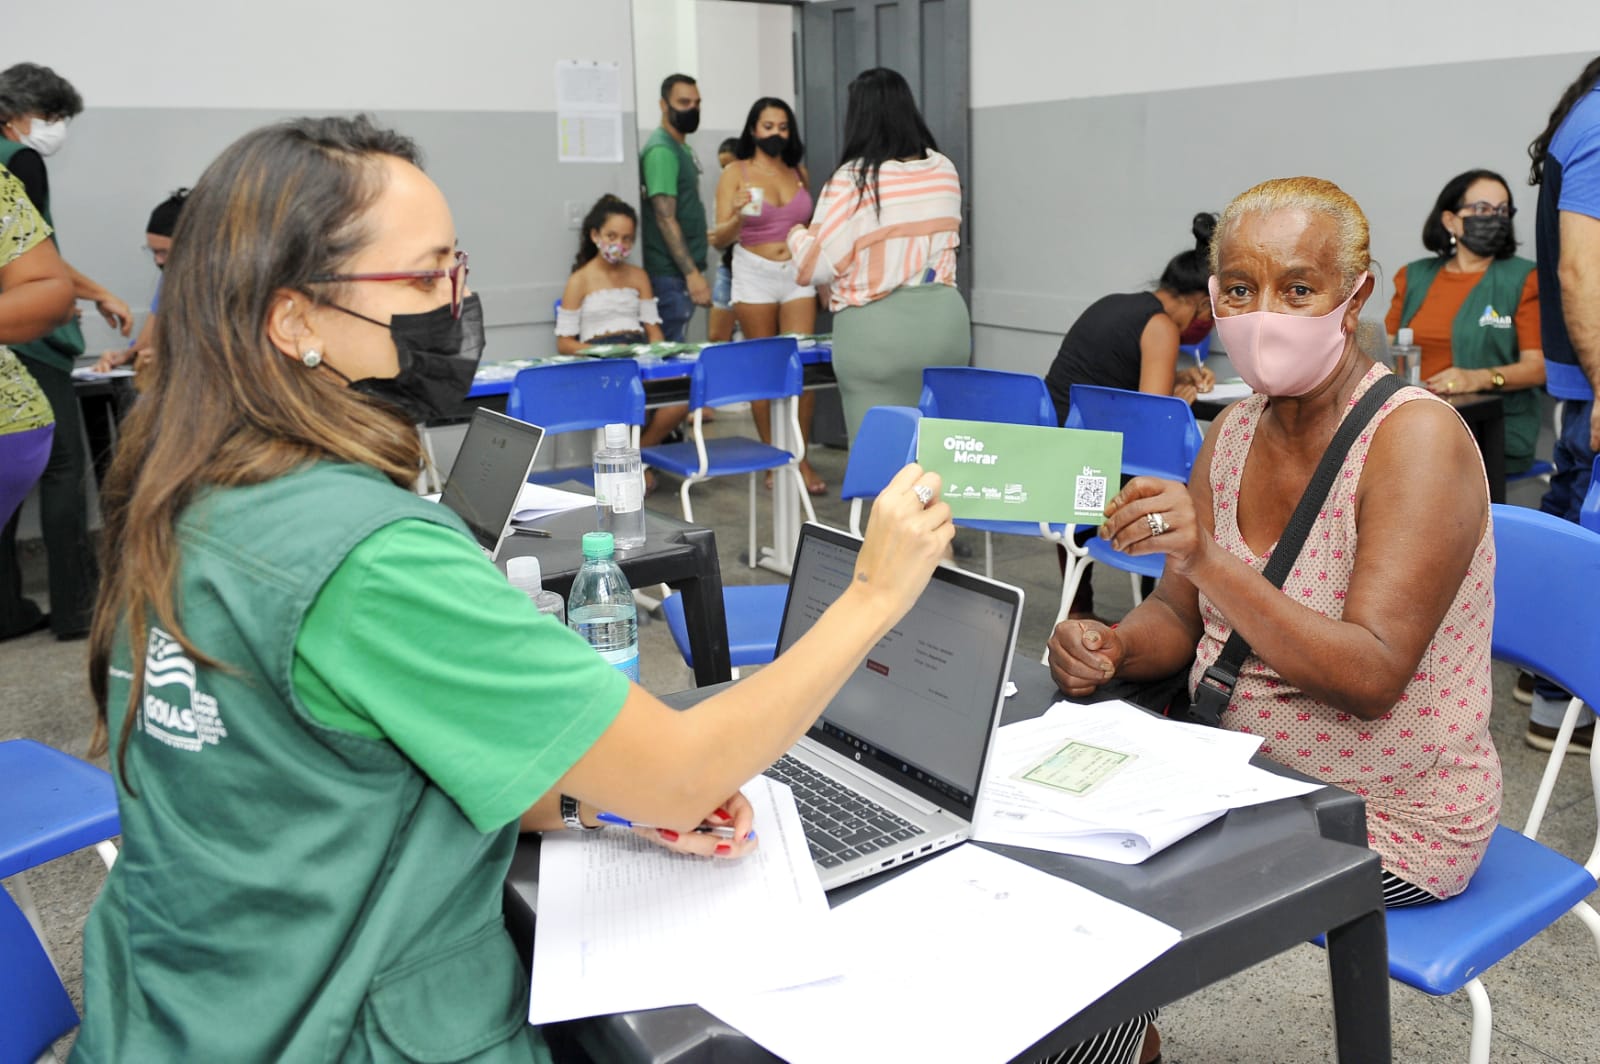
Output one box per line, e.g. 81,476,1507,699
1015,741,1135,796
916,417,1122,524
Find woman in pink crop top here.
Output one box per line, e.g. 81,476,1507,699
711,96,826,496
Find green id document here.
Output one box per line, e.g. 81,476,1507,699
916,417,1122,525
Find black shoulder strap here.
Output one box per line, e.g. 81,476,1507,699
1189,373,1407,725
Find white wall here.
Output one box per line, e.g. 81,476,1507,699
9,0,636,111
972,0,1600,107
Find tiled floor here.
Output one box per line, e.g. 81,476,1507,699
3,406,1596,1062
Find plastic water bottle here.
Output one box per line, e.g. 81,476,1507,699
568,532,639,682
506,555,564,625
1392,327,1422,387
593,423,646,550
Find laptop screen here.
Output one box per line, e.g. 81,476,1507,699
439,409,545,557
776,523,1021,816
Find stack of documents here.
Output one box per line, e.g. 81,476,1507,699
702,845,1181,1064
974,699,1322,864
529,775,837,1024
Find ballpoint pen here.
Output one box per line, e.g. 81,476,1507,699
509,525,551,538
594,811,741,839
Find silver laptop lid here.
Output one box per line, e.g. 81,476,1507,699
439,409,545,560
775,523,1023,819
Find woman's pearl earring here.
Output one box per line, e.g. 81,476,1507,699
301,349,322,368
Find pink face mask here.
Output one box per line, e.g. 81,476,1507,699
1208,272,1366,397
599,242,630,265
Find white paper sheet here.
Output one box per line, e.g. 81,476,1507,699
702,845,1181,1064
528,775,836,1024
555,60,623,163
973,700,1322,863
70,367,136,380
1198,379,1254,402
512,482,593,522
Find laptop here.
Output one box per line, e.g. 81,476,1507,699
438,409,546,562
766,522,1023,889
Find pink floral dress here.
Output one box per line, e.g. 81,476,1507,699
1188,364,1500,898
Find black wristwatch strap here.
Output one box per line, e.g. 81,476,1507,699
560,793,598,831
1190,373,1406,726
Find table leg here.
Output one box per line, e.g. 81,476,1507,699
1324,905,1391,1064
671,526,734,686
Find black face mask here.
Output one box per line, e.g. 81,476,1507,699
755,134,787,158
327,293,485,423
1459,215,1511,257
668,105,700,134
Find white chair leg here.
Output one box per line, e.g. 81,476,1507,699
791,464,817,524
849,498,865,538
1464,977,1493,1064
95,839,118,869
1045,559,1091,664
1129,569,1146,608
1524,696,1588,839
679,478,696,524
1570,900,1600,961
983,532,994,578
748,474,758,569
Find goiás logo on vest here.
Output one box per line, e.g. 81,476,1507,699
1477,304,1513,330
140,627,229,752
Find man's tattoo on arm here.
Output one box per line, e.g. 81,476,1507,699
651,193,699,277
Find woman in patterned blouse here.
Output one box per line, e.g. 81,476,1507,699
1049,177,1500,908
0,165,74,527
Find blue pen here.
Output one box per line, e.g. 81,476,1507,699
594,811,745,839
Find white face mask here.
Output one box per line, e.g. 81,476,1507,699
15,117,68,157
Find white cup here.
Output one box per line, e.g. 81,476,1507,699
740,186,765,217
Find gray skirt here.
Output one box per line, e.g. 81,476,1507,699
831,283,971,442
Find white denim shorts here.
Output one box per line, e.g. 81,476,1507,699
731,244,814,306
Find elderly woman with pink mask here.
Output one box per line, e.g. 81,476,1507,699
1048,177,1500,910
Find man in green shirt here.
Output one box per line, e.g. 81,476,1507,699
640,73,710,342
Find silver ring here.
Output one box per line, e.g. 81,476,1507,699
1146,512,1169,537
913,484,934,507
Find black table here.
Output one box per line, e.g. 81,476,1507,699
71,375,137,488
505,658,1390,1063
1193,389,1507,504
497,503,732,687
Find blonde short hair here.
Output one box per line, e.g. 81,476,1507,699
1211,176,1372,295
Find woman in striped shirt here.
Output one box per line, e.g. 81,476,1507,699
786,67,970,442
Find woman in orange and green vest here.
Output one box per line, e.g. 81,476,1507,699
74,115,955,1063
1385,168,1546,474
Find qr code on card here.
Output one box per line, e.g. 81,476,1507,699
1074,474,1107,513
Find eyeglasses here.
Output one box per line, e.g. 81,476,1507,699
1456,201,1516,219
310,250,470,319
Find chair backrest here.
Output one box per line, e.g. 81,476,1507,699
0,887,77,1059
1490,503,1600,706
841,406,921,502
688,337,804,410
1178,330,1212,365
506,359,646,434
1064,384,1204,481
1581,454,1600,534
918,367,1056,428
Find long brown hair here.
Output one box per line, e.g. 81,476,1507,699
88,115,428,780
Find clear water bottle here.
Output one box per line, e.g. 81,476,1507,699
568,531,639,682
506,555,565,625
1392,327,1422,388
593,423,646,550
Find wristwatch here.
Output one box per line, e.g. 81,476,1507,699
1490,370,1506,390
560,794,598,831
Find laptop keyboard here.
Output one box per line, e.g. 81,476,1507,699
765,755,926,869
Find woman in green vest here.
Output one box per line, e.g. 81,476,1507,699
76,115,954,1063
1384,168,1546,474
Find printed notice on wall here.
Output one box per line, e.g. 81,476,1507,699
556,60,623,163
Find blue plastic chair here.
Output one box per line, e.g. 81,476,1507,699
918,367,1061,576
1578,453,1600,534
505,359,646,486
641,338,817,568
1177,330,1212,367
0,886,78,1060
659,406,922,678
0,739,120,980
1055,385,1204,627
842,406,922,536
1325,505,1600,1064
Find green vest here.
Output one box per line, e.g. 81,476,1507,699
639,126,708,277
1397,255,1540,473
73,462,546,1064
0,138,85,372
